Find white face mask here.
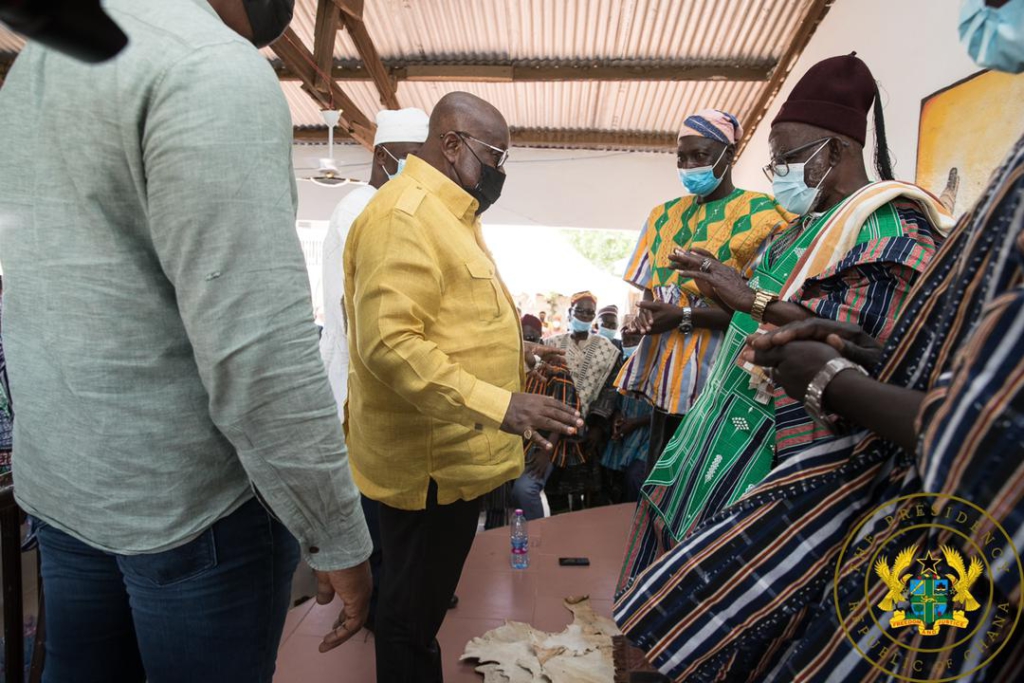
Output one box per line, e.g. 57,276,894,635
569,315,592,334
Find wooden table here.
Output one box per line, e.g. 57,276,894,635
274,503,634,682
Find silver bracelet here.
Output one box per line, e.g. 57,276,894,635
678,306,693,334
804,357,867,430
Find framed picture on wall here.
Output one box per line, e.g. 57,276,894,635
916,69,1024,219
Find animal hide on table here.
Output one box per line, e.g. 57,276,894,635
461,596,620,682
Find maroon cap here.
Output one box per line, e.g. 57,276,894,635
521,314,542,331
772,54,876,146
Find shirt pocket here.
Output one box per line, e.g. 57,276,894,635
464,260,502,320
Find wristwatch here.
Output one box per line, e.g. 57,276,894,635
750,289,778,324
804,357,868,430
677,306,694,334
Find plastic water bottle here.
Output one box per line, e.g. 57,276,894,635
510,509,529,569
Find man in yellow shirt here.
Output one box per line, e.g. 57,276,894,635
344,92,582,682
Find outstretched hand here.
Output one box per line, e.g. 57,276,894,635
501,393,583,452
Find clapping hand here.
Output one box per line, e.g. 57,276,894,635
745,319,883,369
738,340,841,401
669,248,753,314
631,300,684,335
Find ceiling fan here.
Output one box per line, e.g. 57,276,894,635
295,110,368,188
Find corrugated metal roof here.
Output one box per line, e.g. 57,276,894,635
0,24,25,54
323,0,811,65
276,0,816,149
3,0,822,151
284,78,765,131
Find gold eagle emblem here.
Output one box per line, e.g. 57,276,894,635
874,545,916,611
940,544,983,611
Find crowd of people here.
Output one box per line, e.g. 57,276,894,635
0,0,1022,682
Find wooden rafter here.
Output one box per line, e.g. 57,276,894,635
294,125,678,152
0,53,14,88
269,26,376,149
312,0,341,96
333,0,400,109
733,0,837,159
334,0,364,20
274,60,773,84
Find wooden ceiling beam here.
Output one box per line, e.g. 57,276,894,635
334,1,400,109
294,125,678,152
334,0,364,21
270,27,376,149
312,0,341,96
733,0,837,160
273,60,772,84
0,53,14,88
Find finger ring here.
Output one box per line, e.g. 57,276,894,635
523,428,534,441
700,258,712,273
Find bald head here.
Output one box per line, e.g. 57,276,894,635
428,92,509,144
417,92,511,214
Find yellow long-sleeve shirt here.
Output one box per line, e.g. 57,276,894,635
343,155,524,510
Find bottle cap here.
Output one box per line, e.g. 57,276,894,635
514,509,524,515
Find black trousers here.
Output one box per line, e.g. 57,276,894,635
374,480,481,683
360,495,383,624
646,408,684,477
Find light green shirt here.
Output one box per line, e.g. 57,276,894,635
0,0,371,571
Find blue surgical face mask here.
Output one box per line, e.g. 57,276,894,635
569,315,592,334
598,326,617,340
771,140,832,216
381,147,407,180
677,147,728,197
622,345,638,360
960,0,1024,73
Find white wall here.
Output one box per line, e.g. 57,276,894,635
293,144,680,232
732,0,980,192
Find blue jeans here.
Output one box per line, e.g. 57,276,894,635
34,497,300,683
511,462,554,521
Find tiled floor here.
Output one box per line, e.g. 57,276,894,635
273,503,633,682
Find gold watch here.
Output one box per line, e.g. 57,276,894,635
750,289,778,324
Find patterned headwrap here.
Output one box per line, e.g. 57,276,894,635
597,305,619,318
570,291,597,306
679,109,744,145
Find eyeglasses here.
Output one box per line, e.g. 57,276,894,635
450,131,510,168
762,137,845,182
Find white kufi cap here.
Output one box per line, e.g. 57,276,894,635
373,107,430,147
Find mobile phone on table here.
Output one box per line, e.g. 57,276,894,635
558,556,590,566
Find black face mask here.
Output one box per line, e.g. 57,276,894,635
457,140,506,215
0,0,128,63
242,0,295,48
